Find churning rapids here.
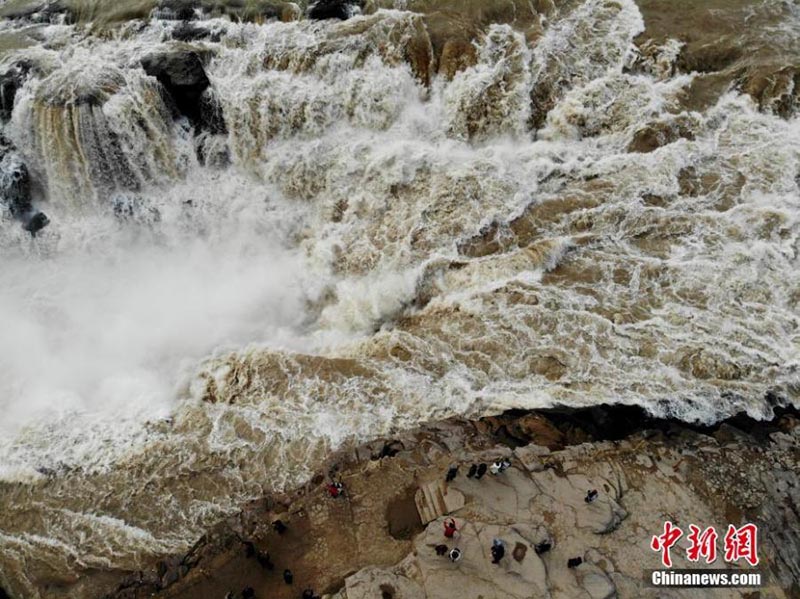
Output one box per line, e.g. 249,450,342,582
0,0,798,595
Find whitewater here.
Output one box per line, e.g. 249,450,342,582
0,0,798,595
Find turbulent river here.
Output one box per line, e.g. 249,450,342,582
0,0,798,595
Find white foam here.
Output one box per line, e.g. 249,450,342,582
0,170,325,471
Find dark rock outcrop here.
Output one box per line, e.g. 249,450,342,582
1,68,24,122
23,211,50,236
141,49,211,127
1,137,49,236
172,22,221,42
154,0,199,21
308,0,360,21
0,139,33,218
0,60,34,122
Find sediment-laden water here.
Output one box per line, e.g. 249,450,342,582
0,0,798,596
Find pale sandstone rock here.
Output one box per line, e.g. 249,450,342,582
415,480,465,524
411,520,549,599
574,562,616,599
344,566,424,599
336,425,798,599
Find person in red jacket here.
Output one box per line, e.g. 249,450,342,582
444,518,458,538
326,481,345,498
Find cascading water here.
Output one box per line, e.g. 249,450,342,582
0,0,798,596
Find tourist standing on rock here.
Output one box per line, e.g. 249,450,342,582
489,460,511,475
467,464,478,478
243,541,273,571
534,541,552,555
283,569,294,584
243,540,257,558
446,465,459,482
435,544,449,556
241,588,255,599
491,539,506,564
476,463,488,479
256,552,274,571
443,518,458,538
302,589,320,599
326,481,345,498
449,547,462,562
585,489,598,503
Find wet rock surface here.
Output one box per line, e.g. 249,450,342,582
156,0,199,21
0,62,28,122
0,135,48,234
84,406,800,599
633,0,800,117
308,0,361,21
22,210,49,235
0,138,32,218
141,48,211,126
627,114,697,153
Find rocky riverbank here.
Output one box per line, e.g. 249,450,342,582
88,406,800,599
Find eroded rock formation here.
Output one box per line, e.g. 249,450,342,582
97,407,799,599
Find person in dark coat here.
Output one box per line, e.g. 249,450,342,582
491,539,505,564
446,465,458,482
534,541,552,555
567,557,583,568
283,569,294,584
475,463,488,479
256,552,274,571
243,540,257,558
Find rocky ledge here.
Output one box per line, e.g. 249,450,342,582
96,405,799,599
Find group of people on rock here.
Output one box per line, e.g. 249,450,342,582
439,460,514,567
226,478,347,598
435,518,508,566
225,584,320,599
231,524,321,599
226,461,599,597
439,461,601,572
446,459,512,483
